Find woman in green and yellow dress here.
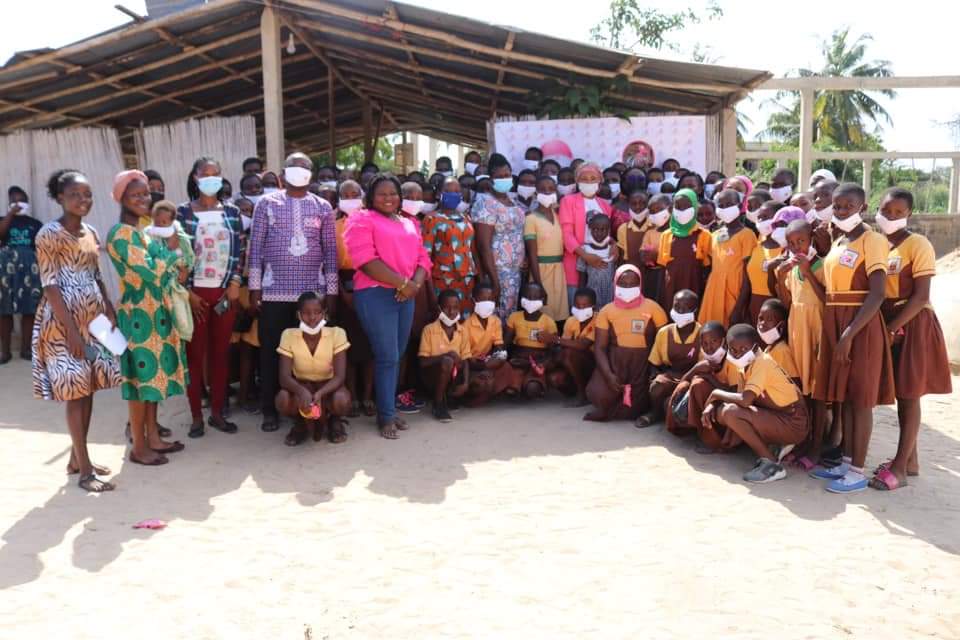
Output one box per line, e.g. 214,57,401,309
106,170,188,466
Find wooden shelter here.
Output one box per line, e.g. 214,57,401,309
0,0,771,172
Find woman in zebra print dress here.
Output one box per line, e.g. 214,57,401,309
32,170,122,492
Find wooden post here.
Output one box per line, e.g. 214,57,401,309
798,88,814,190
456,144,466,174
327,66,336,166
862,159,872,198
950,158,960,215
260,6,285,170
362,100,373,162
720,106,737,177
427,136,438,172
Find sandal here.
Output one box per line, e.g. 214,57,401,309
208,416,238,434
127,422,173,442
129,452,169,466
394,417,409,431
869,468,907,491
78,473,114,492
379,421,399,439
327,418,348,444
634,414,656,429
261,417,279,432
152,441,185,454
188,422,205,439
284,424,309,446
874,459,919,477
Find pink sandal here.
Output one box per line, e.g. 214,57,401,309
870,468,906,491
874,459,919,477
791,456,816,471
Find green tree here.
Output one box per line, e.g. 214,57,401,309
763,28,895,148
591,1,722,52
314,138,395,171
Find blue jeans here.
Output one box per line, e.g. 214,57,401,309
354,286,414,425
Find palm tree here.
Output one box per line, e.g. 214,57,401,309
763,28,895,148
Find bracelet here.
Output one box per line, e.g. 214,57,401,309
398,277,409,291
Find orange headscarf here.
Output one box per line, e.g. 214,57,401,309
112,169,148,203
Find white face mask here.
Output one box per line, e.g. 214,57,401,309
10,202,30,215
609,183,621,197
401,199,423,216
673,207,695,225
284,166,312,188
557,184,577,196
517,185,536,199
243,194,262,207
758,323,781,345
770,185,792,203
716,205,740,224
746,209,761,224
630,208,648,224
570,306,594,322
420,202,437,213
647,181,663,195
832,213,862,233
615,286,642,303
241,214,252,231
757,219,774,237
663,171,677,184
320,180,337,190
145,224,176,239
299,319,325,335
520,297,543,314
875,211,908,235
473,300,496,318
464,162,479,176
704,183,717,199
670,308,696,327
339,198,363,214
536,192,557,208
705,346,727,365
649,209,670,227
263,187,280,195
771,227,787,247
439,311,460,327
440,170,454,178
523,159,540,171
727,347,757,369
812,204,833,223
578,182,599,198
589,234,611,247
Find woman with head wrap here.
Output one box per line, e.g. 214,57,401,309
809,168,836,189
106,169,188,467
656,188,712,309
558,162,614,308
583,264,668,426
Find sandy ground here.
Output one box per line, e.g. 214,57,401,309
0,357,958,639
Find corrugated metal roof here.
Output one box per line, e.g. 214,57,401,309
0,0,769,153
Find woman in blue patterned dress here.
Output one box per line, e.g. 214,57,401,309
0,186,43,362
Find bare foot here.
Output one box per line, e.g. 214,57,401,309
327,417,348,444
67,461,111,476
78,474,114,492
379,421,399,439
129,447,168,465
394,417,409,431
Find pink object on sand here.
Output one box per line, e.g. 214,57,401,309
622,384,632,407
133,519,167,530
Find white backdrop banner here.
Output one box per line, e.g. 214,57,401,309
492,115,707,175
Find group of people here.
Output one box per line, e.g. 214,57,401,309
20,145,952,495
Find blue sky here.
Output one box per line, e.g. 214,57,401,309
4,0,959,163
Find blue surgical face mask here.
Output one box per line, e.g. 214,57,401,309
197,176,223,197
440,192,463,210
493,177,514,194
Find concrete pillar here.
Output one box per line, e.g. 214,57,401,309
455,144,466,175
862,159,872,198
798,88,814,189
427,136,438,173
950,158,960,215
260,6,285,170
720,106,737,177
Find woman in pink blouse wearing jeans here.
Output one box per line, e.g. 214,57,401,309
344,174,431,439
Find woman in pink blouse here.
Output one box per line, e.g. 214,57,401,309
559,162,613,308
344,174,431,439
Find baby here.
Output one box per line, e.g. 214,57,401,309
145,200,196,340
576,213,617,306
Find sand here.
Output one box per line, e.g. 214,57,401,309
0,357,958,639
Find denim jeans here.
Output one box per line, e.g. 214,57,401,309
354,286,414,425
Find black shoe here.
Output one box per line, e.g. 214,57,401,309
432,405,453,423
208,416,238,434
261,416,279,432
188,422,205,439
158,424,172,438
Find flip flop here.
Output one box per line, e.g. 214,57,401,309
152,441,184,454
129,452,169,466
869,468,907,491
874,459,919,477
284,425,309,446
207,416,238,434
78,474,114,492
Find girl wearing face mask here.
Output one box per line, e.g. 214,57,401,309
239,173,264,210
472,154,525,318
260,170,280,194
810,183,895,494
559,162,614,309
756,298,800,383
769,168,796,204
742,201,787,324
523,175,567,322
638,288,702,428
721,175,754,218
656,189,712,312
556,168,577,199
177,156,245,438
504,282,558,399
617,190,654,270
870,188,951,491
515,169,538,211
550,287,598,408
0,186,42,363
107,170,188,467
462,281,512,406
275,291,352,446
417,289,472,423
422,177,478,314
698,188,758,327
583,264,667,425
808,178,839,255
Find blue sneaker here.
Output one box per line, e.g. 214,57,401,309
810,463,849,480
826,470,869,494
395,391,421,414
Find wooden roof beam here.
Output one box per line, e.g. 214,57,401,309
384,3,429,100
490,30,516,117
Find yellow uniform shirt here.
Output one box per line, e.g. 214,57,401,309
739,350,801,408
648,322,701,367
507,311,558,349
276,327,350,382
562,316,597,342
418,319,472,359
884,233,936,299
746,243,784,296
823,229,888,293
616,219,661,257
594,299,668,349
765,340,800,379
464,313,504,358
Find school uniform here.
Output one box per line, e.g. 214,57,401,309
617,219,665,302
523,209,568,321
698,226,758,325
418,319,472,389
656,228,711,309
584,299,668,419
814,227,895,408
666,350,742,439
882,233,952,399
464,313,514,400
275,326,350,412
648,322,702,413
783,258,825,396
765,340,800,380
745,243,784,324
506,310,558,393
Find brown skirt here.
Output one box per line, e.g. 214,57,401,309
649,371,683,415
887,306,953,399
815,295,895,408
585,344,651,419
661,255,706,310
722,399,810,446
748,293,771,326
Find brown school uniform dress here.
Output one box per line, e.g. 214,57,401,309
665,352,742,440
882,233,952,399
724,350,810,446
506,310,558,392
783,258,825,396
464,313,515,400
559,314,598,386
745,243,784,324
648,322,701,405
656,228,711,310
585,298,668,419
814,226,895,408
